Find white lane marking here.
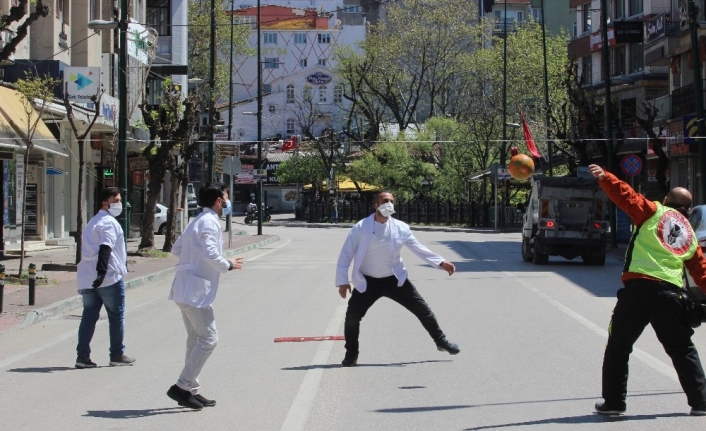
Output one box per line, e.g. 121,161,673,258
509,272,678,382
242,238,291,262
279,299,348,431
0,238,292,370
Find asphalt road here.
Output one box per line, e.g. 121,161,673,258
2,225,706,430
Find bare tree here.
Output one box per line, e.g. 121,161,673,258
63,86,104,263
0,1,50,64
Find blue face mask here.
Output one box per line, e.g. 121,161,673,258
221,199,232,216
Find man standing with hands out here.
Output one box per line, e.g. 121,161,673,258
589,164,706,416
167,183,244,410
335,191,460,367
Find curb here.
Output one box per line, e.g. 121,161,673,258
268,221,506,234
15,235,280,331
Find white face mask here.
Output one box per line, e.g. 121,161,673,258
108,202,122,217
377,202,395,218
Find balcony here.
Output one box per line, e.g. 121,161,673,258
646,94,671,121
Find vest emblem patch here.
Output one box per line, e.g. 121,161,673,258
657,210,693,255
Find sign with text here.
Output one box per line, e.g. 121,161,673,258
645,14,665,43
306,72,332,85
614,21,644,44
64,67,100,101
130,156,149,171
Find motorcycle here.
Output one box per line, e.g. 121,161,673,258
244,205,273,225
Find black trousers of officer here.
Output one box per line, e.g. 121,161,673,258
344,275,445,354
602,278,706,409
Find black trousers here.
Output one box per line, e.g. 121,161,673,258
602,279,706,409
343,275,445,354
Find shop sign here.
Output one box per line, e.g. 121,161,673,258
306,72,332,85
614,21,643,44
130,156,149,171
645,14,665,43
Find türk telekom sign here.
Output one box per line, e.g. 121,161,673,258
590,28,616,52
306,72,332,85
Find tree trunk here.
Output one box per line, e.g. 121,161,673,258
75,137,85,264
163,173,179,252
138,176,162,250
17,147,29,276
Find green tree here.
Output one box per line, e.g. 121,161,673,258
12,72,59,275
275,151,327,188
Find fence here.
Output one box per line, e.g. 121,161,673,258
302,200,523,229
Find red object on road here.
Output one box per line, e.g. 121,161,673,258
274,335,345,343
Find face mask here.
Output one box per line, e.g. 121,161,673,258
377,202,395,218
108,202,122,217
222,199,232,216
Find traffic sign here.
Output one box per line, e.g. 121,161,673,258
222,156,241,175
620,154,643,177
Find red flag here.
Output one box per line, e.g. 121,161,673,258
281,139,295,152
520,111,541,158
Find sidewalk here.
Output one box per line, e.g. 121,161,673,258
0,230,279,334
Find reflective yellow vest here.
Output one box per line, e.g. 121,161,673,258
624,203,697,287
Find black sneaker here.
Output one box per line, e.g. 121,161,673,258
436,339,461,355
109,354,136,366
194,393,216,407
691,406,706,416
167,384,203,410
594,402,626,415
75,356,97,369
341,352,358,367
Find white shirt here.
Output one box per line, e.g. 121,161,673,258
335,214,446,293
77,210,128,291
169,208,230,308
359,221,394,278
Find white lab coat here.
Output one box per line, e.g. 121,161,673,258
169,208,230,308
335,214,445,292
77,210,127,291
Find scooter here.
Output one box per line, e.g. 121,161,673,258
244,206,272,225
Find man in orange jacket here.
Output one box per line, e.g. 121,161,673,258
589,164,706,416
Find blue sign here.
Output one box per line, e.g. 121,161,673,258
305,72,332,85
620,154,643,176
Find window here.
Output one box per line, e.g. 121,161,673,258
517,11,523,22
56,0,69,24
90,0,100,20
318,85,328,103
531,8,542,22
263,83,272,94
582,3,591,32
494,10,501,21
318,33,331,44
299,58,308,68
303,85,313,101
269,104,276,114
286,84,295,103
613,0,625,19
235,15,256,28
294,33,307,44
135,0,143,22
264,58,279,69
629,0,643,16
343,6,361,13
286,118,296,135
581,56,592,86
147,0,171,36
613,46,626,76
629,43,643,73
334,84,343,104
318,58,327,67
264,33,277,44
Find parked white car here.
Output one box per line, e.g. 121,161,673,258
155,203,168,235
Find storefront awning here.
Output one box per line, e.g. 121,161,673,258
304,177,381,192
0,86,68,157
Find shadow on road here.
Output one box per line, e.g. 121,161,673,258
463,412,687,430
83,407,194,419
281,359,451,371
374,404,473,413
7,366,76,373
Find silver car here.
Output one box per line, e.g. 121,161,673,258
155,203,168,235
685,205,706,301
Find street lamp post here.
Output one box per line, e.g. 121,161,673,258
540,0,552,176
256,0,263,235
207,0,217,183
689,0,706,203
600,0,617,248
88,0,129,237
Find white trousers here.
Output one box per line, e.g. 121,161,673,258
175,302,218,394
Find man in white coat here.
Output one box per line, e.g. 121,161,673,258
167,184,244,410
335,191,460,367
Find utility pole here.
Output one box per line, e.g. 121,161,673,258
118,0,129,236
689,0,706,203
501,0,508,228
207,0,216,182
540,0,552,176
256,0,263,235
600,0,617,248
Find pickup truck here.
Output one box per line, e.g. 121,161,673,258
521,169,610,265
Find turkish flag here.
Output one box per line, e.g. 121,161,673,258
520,110,541,158
281,139,295,151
